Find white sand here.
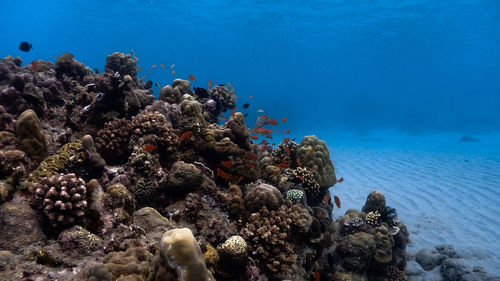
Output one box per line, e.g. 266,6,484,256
317,130,500,276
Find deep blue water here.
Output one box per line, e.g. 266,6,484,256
1,0,499,134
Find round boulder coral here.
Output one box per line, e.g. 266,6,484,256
218,235,248,262
244,183,283,212
33,173,87,227
296,135,336,188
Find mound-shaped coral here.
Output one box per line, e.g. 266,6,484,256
95,118,132,164
244,183,283,212
16,109,47,163
33,173,87,227
296,135,336,188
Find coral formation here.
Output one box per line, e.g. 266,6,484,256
159,228,215,281
16,109,47,162
32,173,87,227
296,135,336,187
0,54,410,281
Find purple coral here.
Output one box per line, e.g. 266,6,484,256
33,173,87,227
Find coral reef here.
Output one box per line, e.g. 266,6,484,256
0,54,410,281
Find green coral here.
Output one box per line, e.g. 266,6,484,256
296,135,336,188
286,189,304,204
27,141,84,189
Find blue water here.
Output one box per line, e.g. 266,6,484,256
1,0,499,134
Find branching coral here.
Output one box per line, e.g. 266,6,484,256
241,202,311,275
33,173,87,227
95,118,132,164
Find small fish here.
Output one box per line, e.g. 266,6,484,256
259,145,268,153
245,153,258,160
315,271,321,281
220,160,233,168
179,131,194,142
171,69,177,76
217,168,230,180
337,177,344,183
143,145,157,152
268,119,278,125
19,41,32,52
250,135,259,140
297,157,302,166
151,64,157,70
324,195,329,206
286,129,290,134
31,60,39,71
272,143,276,146
231,110,236,117
155,82,162,88
247,163,256,169
170,64,175,69
257,109,264,113
260,139,269,145
188,74,195,81
243,103,250,109
283,137,290,144
276,162,289,168
208,79,212,88
318,211,323,217
160,64,166,68
334,195,341,208
265,134,273,139
227,82,233,90
56,52,74,62
282,117,288,123
243,113,248,117
237,176,244,183
284,145,290,155
130,49,135,56
298,175,305,182
93,67,99,74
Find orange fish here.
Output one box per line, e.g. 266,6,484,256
265,134,273,139
324,195,329,206
259,145,268,153
179,131,194,142
231,110,236,117
286,129,290,134
143,145,157,152
250,135,259,140
188,74,195,81
284,145,290,155
249,95,254,99
268,119,278,125
245,153,258,160
276,129,279,133
171,69,177,76
260,139,268,145
31,60,39,71
160,64,166,68
237,176,244,183
272,143,276,146
150,64,157,70
298,175,305,182
315,271,321,281
282,117,288,123
296,157,302,166
276,162,289,169
283,137,289,144
334,195,341,208
247,163,256,169
318,211,323,217
220,160,233,168
208,79,212,88
217,168,230,180
337,177,344,183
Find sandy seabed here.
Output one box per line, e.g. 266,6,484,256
321,130,500,278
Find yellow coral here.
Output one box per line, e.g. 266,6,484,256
203,243,219,266
365,210,381,226
218,235,247,261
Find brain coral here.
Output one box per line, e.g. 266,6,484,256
33,173,87,227
296,135,336,188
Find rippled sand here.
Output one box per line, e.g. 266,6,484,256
322,131,500,276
